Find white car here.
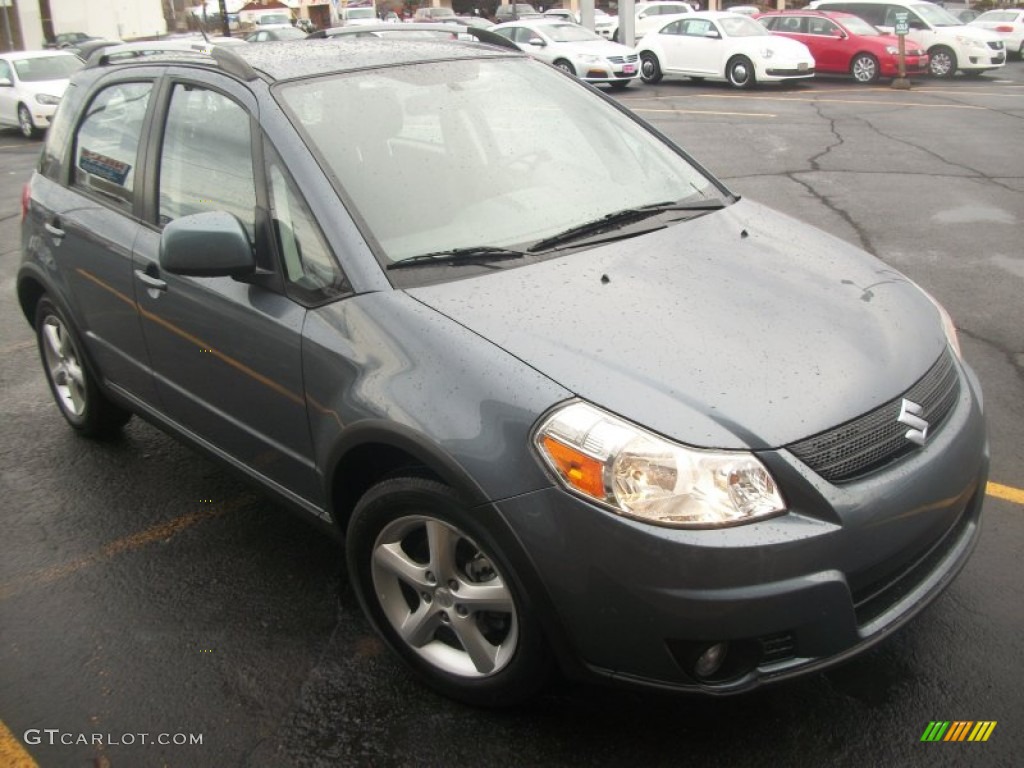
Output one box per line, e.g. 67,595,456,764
0,50,82,138
638,12,815,88
494,20,640,88
606,2,696,42
970,8,1024,59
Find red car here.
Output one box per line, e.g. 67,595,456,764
757,10,928,83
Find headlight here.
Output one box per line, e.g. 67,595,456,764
956,36,986,49
534,402,786,528
919,290,962,360
579,54,603,64
35,93,61,106
886,45,899,55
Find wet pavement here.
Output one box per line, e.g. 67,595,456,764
1,62,1022,767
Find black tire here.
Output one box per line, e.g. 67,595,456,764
640,52,663,84
612,29,619,43
850,53,879,84
553,59,576,76
18,104,40,139
928,46,957,78
346,477,551,706
726,55,756,89
609,79,630,90
35,296,131,438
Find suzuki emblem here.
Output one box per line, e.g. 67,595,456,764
897,399,929,446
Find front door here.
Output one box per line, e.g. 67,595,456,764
132,75,319,505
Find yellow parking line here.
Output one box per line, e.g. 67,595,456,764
633,107,777,118
0,495,254,601
0,720,38,768
988,482,1024,506
699,93,986,109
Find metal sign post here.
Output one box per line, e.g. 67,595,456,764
1,0,14,53
892,11,910,90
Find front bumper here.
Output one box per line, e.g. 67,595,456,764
495,359,987,692
758,59,816,81
880,54,930,77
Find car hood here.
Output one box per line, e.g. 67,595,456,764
557,39,636,56
946,24,1002,42
759,35,814,58
407,198,947,450
18,78,71,99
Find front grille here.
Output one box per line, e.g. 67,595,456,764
607,54,639,64
788,349,960,484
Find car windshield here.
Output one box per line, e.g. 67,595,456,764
913,4,962,27
278,58,722,266
347,8,377,18
840,16,881,36
543,23,603,42
720,16,770,37
12,55,82,82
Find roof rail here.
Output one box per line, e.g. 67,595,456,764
85,40,258,81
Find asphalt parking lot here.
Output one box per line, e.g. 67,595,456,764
1,61,1022,767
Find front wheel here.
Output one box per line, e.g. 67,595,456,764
35,296,131,438
553,59,576,76
346,477,551,706
850,53,879,84
726,55,756,89
18,104,40,139
640,52,663,84
929,46,957,78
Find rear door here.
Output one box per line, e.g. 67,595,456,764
131,71,320,505
32,73,160,404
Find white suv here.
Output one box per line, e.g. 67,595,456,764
808,0,1006,77
605,2,696,42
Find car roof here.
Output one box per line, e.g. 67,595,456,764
1,49,80,61
759,10,860,19
86,37,521,83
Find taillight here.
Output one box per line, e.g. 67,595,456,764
21,182,31,221
995,25,1014,32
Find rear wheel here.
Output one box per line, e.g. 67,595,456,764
850,53,879,84
929,46,957,78
726,55,756,89
553,59,576,76
18,104,40,139
35,296,131,438
640,52,663,84
347,477,551,706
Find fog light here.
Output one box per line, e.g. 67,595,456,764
694,642,728,678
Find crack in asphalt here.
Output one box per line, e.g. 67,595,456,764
959,327,1024,385
849,111,1024,196
808,100,844,172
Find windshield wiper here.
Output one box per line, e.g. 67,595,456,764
527,198,729,253
387,246,528,270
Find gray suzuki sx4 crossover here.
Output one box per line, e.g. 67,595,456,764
18,36,988,705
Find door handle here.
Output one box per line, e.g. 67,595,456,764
44,220,65,239
135,269,167,291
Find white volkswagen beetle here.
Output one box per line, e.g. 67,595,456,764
638,11,816,88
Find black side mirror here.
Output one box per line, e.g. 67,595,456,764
159,211,255,278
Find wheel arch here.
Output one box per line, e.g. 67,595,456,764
17,271,47,327
326,421,492,537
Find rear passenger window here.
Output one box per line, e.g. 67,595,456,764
158,84,256,241
72,82,152,212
